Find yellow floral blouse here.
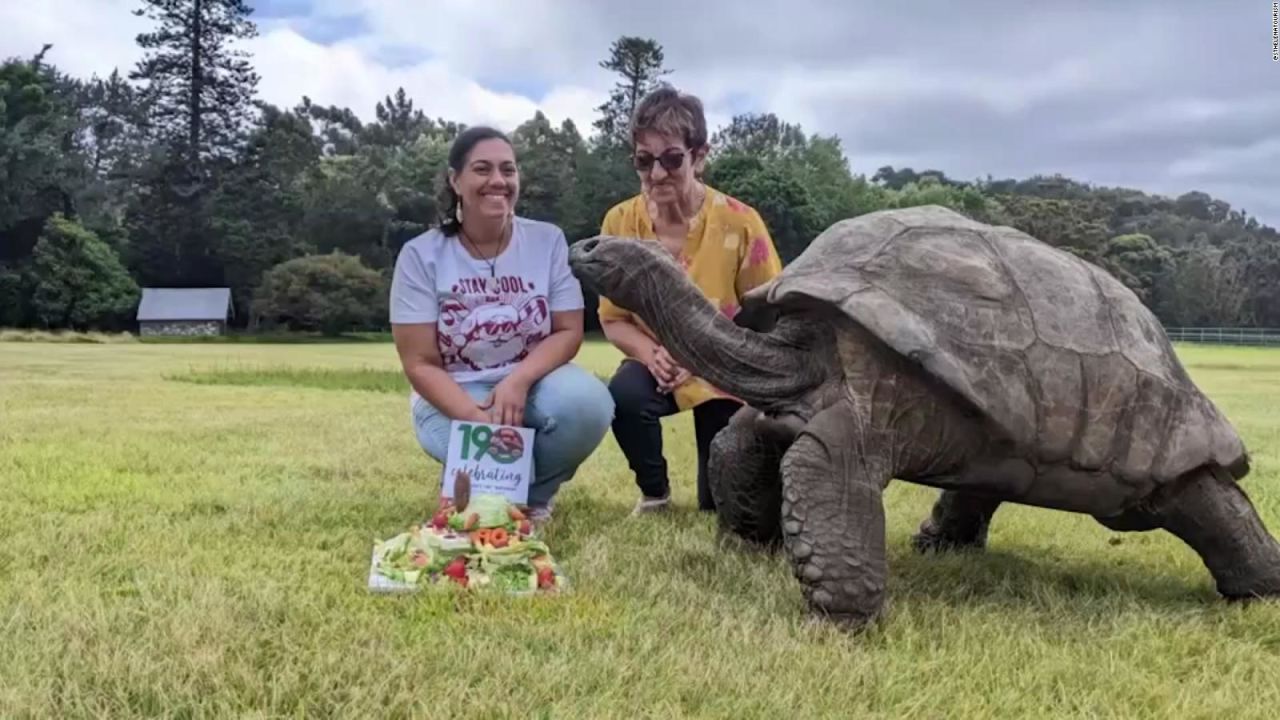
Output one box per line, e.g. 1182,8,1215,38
598,185,784,411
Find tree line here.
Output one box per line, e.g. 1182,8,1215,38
2,0,1277,334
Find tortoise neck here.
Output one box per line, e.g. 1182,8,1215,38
639,285,828,410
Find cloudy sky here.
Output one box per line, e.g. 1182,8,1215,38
3,0,1277,226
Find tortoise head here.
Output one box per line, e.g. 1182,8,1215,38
568,234,680,315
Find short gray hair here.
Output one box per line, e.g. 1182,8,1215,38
630,86,708,151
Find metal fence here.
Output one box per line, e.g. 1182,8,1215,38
1164,327,1280,346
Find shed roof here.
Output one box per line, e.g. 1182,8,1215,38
137,287,232,321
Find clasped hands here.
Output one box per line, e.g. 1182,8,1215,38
646,344,692,394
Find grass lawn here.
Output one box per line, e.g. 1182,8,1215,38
1,338,1278,718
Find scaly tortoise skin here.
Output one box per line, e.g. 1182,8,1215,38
568,205,1280,631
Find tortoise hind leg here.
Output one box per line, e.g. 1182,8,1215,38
780,401,890,631
911,490,1003,553
707,406,798,548
1158,467,1280,599
1097,467,1280,599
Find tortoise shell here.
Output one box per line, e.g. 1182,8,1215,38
739,205,1248,486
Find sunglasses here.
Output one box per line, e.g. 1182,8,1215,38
632,148,694,173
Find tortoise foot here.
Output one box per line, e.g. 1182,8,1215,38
911,490,1002,555
708,406,796,549
1124,467,1280,602
781,402,889,633
910,525,988,554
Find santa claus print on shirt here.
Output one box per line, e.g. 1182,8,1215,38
389,216,586,385
436,274,551,373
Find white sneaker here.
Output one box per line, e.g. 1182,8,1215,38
527,505,553,530
631,493,671,516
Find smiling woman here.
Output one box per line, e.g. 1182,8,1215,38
388,126,614,525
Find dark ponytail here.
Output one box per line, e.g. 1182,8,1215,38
439,125,513,237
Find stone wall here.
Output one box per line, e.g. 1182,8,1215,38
139,320,224,337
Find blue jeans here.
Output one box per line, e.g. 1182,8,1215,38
411,363,615,507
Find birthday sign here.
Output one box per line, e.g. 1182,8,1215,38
442,420,534,504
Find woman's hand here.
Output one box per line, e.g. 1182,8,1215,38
664,366,692,392
651,345,692,393
659,367,692,393
600,318,692,392
475,310,581,427
481,374,531,427
643,343,676,387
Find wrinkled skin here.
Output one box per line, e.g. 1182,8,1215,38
568,208,1280,631
707,406,798,548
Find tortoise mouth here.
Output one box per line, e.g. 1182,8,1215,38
568,236,667,309
567,238,604,289
567,256,606,294
567,236,600,264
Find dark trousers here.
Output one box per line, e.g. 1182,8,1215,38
608,359,742,511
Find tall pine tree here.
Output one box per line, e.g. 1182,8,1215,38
125,0,260,288
130,0,259,170
592,37,671,147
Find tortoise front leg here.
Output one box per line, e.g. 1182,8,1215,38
780,401,889,630
707,406,798,548
911,490,1003,553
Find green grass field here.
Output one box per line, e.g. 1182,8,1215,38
2,338,1278,718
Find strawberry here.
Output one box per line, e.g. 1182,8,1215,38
443,556,467,583
431,511,448,529
518,519,532,536
536,566,555,589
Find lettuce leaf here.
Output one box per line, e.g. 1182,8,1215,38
446,493,517,530
373,529,435,583
489,563,536,594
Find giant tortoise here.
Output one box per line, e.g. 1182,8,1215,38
567,204,1280,630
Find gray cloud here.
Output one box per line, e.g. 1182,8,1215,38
11,0,1274,226
495,0,1280,226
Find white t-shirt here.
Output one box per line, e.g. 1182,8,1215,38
389,217,585,384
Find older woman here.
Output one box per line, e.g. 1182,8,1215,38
598,86,784,516
390,125,614,527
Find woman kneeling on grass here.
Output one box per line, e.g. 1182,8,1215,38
598,87,784,516
390,125,614,527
